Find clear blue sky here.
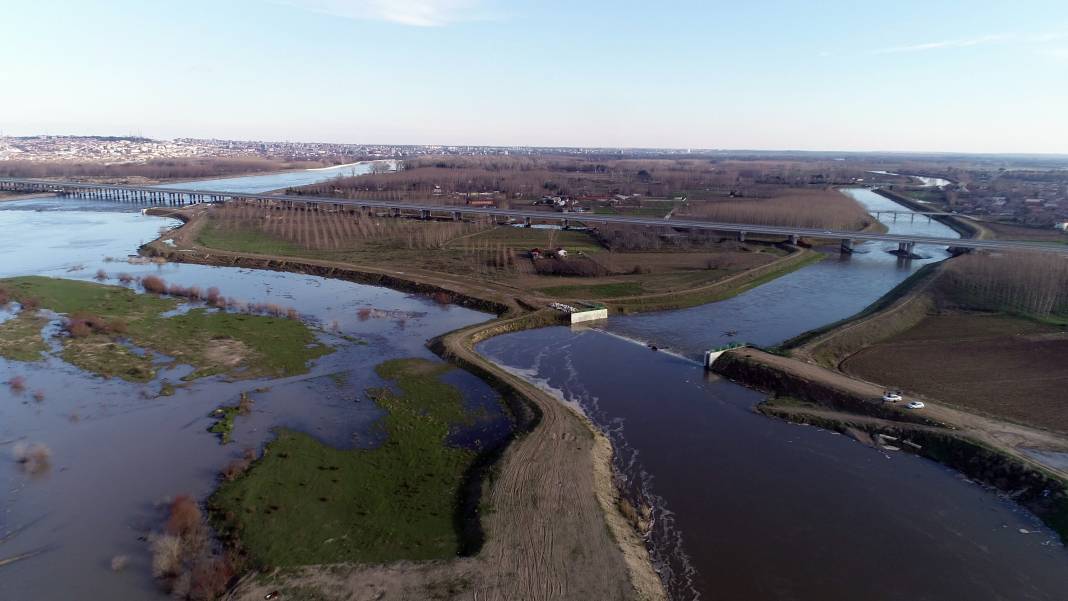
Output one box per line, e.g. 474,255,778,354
2,0,1067,153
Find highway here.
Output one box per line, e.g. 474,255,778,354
3,177,1068,254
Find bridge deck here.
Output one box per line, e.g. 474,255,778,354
2,177,1067,254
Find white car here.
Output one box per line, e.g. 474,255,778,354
882,391,903,403
906,401,925,409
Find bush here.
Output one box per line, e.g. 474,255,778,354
8,375,26,394
166,495,204,539
0,285,9,305
94,269,108,281
150,533,183,579
142,275,167,294
20,296,40,311
117,272,134,285
12,442,52,474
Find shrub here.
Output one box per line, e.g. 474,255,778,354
221,449,256,482
94,269,108,281
142,275,167,294
205,287,221,303
285,307,299,320
108,319,128,334
111,555,129,572
150,533,183,579
12,442,52,474
117,272,134,285
32,390,45,402
237,393,253,415
20,296,40,311
66,319,93,338
166,495,203,539
9,375,26,394
0,285,9,305
187,286,203,301
188,557,234,601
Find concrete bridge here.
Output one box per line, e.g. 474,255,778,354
3,177,1067,256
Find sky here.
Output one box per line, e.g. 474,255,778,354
1,0,1067,153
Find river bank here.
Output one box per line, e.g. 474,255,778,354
140,209,668,597
140,186,1068,599
712,347,1068,541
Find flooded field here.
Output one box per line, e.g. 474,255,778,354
0,173,501,600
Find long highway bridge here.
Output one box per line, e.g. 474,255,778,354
3,177,1067,255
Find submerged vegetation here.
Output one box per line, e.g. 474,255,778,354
210,358,477,567
0,276,332,382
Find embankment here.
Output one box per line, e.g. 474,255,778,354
146,208,666,600
713,348,1068,542
779,262,943,368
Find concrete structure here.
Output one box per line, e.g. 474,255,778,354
3,178,1068,255
569,308,608,324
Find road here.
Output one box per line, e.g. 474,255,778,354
3,177,1068,254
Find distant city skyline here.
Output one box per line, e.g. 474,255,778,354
3,0,1067,154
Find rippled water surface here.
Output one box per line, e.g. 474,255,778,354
478,189,1068,600
0,170,500,600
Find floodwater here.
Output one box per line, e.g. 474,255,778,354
478,189,1068,600
149,160,387,194
0,169,503,601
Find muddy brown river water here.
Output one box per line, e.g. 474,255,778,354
478,189,1068,600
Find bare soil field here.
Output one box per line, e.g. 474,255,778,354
842,313,1068,433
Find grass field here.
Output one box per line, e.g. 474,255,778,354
193,207,786,307
0,313,50,361
0,276,331,382
842,313,1068,433
209,359,478,567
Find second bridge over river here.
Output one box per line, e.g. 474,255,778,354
4,177,1067,255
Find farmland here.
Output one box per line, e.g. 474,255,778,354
842,313,1068,433
187,202,797,310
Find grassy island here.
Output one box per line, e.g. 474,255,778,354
0,276,331,382
209,358,478,567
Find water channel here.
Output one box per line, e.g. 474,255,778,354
478,188,1068,600
2,170,1065,600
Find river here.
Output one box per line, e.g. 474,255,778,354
0,164,505,601
2,173,1066,600
478,188,1068,600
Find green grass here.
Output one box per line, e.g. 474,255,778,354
198,222,304,255
0,313,49,361
538,281,645,299
209,406,241,444
0,276,332,381
209,358,479,567
462,227,605,253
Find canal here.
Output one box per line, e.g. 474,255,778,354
478,188,1068,600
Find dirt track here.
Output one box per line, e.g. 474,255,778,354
718,348,1068,480
150,209,665,600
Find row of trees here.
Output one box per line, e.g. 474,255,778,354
678,188,872,230
212,203,492,251
943,252,1068,317
311,156,881,202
